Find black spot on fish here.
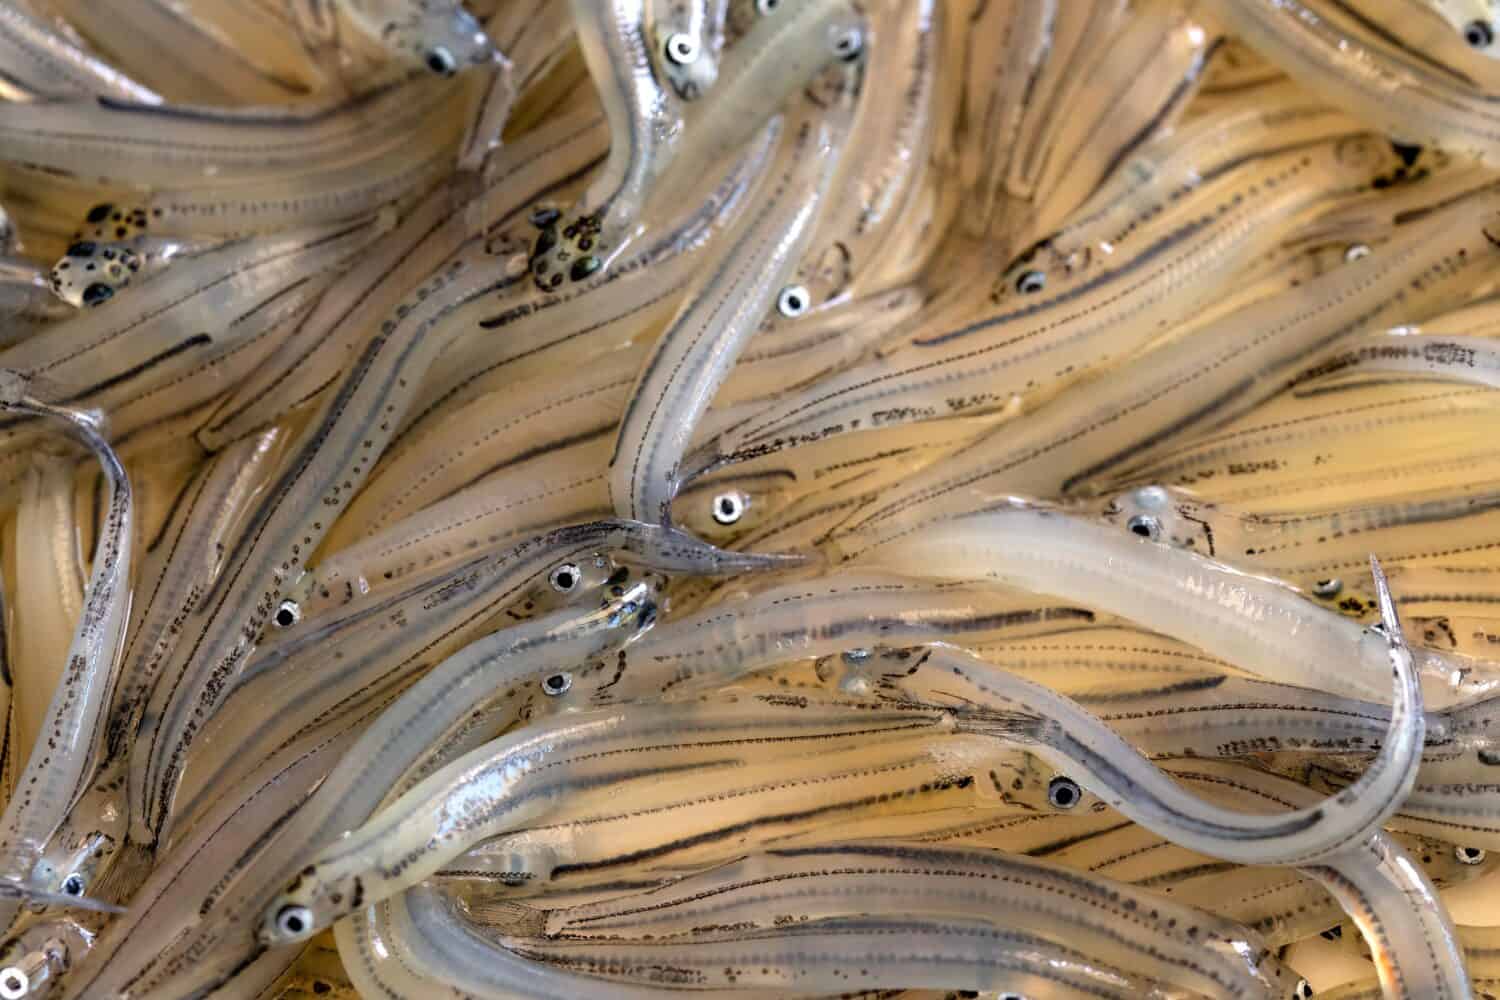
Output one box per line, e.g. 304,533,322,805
1391,141,1422,166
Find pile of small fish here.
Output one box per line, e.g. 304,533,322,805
10,0,1500,996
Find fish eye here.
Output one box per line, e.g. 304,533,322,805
664,32,699,65
712,491,747,525
777,284,810,317
755,0,781,13
1344,243,1370,262
1312,578,1342,598
541,672,573,696
1126,514,1161,540
273,599,301,629
570,255,602,282
1467,19,1495,48
1293,979,1314,999
1015,269,1046,294
60,873,84,896
1047,775,1082,809
275,903,313,939
0,967,27,1000
1456,845,1487,865
549,562,580,593
81,283,114,307
425,46,458,76
831,27,863,61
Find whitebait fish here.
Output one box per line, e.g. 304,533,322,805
21,429,286,904
266,697,972,940
0,76,461,186
855,501,1491,705
373,885,1176,1000
436,732,1033,894
0,373,130,911
2,4,1500,998
609,66,858,521
516,841,1298,997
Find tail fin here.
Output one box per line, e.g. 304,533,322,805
1370,554,1406,648
949,707,1047,743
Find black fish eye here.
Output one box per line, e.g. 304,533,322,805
81,283,114,307
664,32,699,65
1468,19,1494,48
712,492,746,525
1015,269,1046,294
832,28,863,61
425,46,457,76
777,285,809,317
1126,514,1160,540
0,967,26,997
1047,776,1081,809
273,599,301,628
570,255,602,282
276,904,311,937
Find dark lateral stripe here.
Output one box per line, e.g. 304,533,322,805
550,774,976,877
60,332,212,404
